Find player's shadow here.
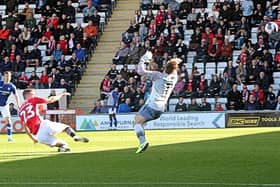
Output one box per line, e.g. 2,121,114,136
0,131,280,187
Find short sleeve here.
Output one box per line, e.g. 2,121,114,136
32,97,47,104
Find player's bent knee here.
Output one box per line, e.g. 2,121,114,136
134,115,145,125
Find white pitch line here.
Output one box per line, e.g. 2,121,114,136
0,182,279,186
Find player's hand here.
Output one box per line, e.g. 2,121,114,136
63,92,71,97
141,51,153,63
33,139,38,144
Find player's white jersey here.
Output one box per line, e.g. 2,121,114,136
138,60,178,111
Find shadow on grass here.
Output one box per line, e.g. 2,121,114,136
0,131,280,187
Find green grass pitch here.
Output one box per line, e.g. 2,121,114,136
0,128,280,187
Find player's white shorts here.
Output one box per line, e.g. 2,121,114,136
36,120,69,146
0,105,11,118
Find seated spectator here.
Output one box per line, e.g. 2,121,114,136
224,60,236,82
189,27,202,50
173,76,185,96
89,10,101,27
58,35,68,55
64,0,76,22
275,96,280,111
175,96,187,112
90,99,102,114
118,86,132,104
244,94,261,110
74,43,86,65
113,42,129,65
83,20,98,45
12,55,26,75
197,74,208,97
213,102,225,111
187,8,198,29
17,72,29,89
118,98,131,113
199,96,211,111
83,0,96,22
100,99,109,113
208,74,220,97
47,13,59,30
27,43,41,67
226,83,242,110
52,43,63,62
58,78,71,93
1,56,12,72
134,98,145,112
264,86,276,110
256,71,270,91
28,71,40,89
188,97,200,111
221,38,233,61
9,103,18,115
220,72,232,97
23,12,36,30
251,84,265,107
194,39,208,63
40,70,49,89
241,85,250,105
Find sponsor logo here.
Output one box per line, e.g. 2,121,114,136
228,117,260,127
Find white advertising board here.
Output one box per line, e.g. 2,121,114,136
76,112,225,131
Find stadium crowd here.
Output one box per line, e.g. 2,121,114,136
95,0,280,113
0,0,113,104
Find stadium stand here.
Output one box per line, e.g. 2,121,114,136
0,0,116,107
95,0,280,113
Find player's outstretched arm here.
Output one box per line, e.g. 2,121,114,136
138,51,161,81
24,124,38,144
46,92,71,104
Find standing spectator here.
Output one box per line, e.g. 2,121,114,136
47,90,60,122
241,0,254,24
175,96,187,112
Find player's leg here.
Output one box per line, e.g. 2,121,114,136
44,119,89,143
36,123,70,152
134,114,149,153
113,115,117,128
1,105,13,141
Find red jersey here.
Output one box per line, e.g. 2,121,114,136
19,97,47,135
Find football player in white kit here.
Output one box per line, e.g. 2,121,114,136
134,51,180,153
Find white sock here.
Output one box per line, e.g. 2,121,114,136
134,124,146,144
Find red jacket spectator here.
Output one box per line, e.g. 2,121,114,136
47,14,59,30
40,71,49,85
155,12,163,26
251,87,265,104
59,37,67,55
238,50,248,64
201,27,214,46
0,25,10,40
274,51,280,65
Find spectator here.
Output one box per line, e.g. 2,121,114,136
241,85,250,105
251,84,265,107
241,0,254,24
47,89,60,122
220,72,232,97
226,83,242,110
256,71,270,91
264,86,276,110
209,74,220,97
9,103,18,115
100,99,109,113
83,20,98,45
112,42,129,65
40,70,49,88
244,94,261,110
89,10,101,27
28,71,40,89
175,96,187,112
213,102,224,111
17,72,29,89
83,0,96,22
188,97,200,111
90,99,102,113
63,0,76,22
28,43,41,67
118,98,131,113
173,76,185,96
100,75,112,100
199,96,211,111
275,96,280,111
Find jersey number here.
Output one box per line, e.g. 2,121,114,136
20,105,35,123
